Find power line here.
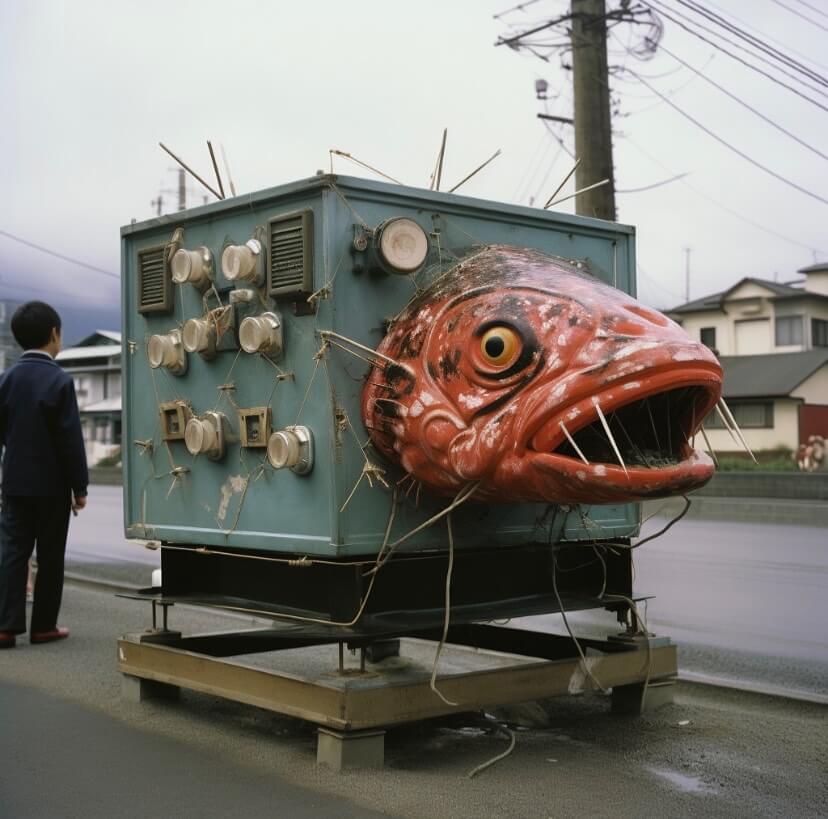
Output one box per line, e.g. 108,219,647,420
652,0,828,99
671,0,828,87
647,0,828,112
770,0,828,34
787,0,828,22
626,69,828,205
703,0,828,71
0,230,119,280
644,42,828,160
622,133,827,254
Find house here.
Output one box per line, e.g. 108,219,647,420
56,330,122,465
668,263,828,455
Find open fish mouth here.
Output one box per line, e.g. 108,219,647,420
528,368,722,498
553,385,713,468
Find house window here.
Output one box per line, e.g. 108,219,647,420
813,318,828,348
706,401,774,429
775,315,803,346
700,327,716,349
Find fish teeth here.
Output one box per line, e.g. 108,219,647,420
559,421,589,465
592,397,628,477
718,399,758,464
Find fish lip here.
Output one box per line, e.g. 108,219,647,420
528,364,722,470
529,447,716,501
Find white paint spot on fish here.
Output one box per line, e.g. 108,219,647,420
217,475,248,523
458,393,485,410
576,470,586,481
410,399,424,418
557,333,568,346
420,392,436,406
623,381,641,390
672,351,696,361
593,465,607,476
614,341,659,359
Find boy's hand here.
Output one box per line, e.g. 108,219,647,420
72,494,87,515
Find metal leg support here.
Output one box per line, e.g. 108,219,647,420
317,728,385,771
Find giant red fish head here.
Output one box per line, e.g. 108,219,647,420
361,246,722,504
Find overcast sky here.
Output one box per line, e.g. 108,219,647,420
0,0,825,320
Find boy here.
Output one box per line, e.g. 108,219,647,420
0,301,88,648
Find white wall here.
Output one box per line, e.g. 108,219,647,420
680,314,731,354
734,318,771,354
793,364,828,404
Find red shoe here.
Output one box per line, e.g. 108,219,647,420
30,627,70,644
0,632,15,649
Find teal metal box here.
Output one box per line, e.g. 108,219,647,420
121,175,639,558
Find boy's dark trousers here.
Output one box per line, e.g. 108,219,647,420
0,494,71,635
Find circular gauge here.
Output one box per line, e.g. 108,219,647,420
377,218,429,273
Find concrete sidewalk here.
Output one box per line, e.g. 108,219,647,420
0,679,390,819
0,583,825,818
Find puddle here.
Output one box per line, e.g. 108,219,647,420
647,767,717,795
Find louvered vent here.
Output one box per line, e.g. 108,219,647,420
268,210,313,299
137,246,172,314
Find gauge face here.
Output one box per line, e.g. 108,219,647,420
377,218,428,273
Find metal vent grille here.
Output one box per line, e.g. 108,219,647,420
137,246,172,314
268,210,313,299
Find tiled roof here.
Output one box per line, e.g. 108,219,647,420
719,349,828,398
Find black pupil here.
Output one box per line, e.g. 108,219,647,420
485,335,506,358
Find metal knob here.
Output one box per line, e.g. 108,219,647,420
221,239,262,285
182,317,216,357
239,312,283,358
147,330,187,375
171,246,213,289
267,426,313,474
184,412,225,460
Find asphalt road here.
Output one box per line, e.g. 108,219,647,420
1,585,826,819
64,486,828,697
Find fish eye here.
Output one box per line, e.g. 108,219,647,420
480,326,520,367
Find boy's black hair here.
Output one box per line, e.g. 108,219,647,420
10,301,62,350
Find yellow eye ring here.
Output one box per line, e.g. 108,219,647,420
480,326,520,367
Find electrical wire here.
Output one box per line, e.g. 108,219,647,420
644,42,828,160
671,0,828,87
786,0,828,21
625,67,828,206
621,133,827,254
770,0,828,34
647,0,828,110
0,229,119,279
703,0,828,72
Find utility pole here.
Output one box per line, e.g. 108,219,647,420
571,0,616,220
177,168,186,211
684,247,691,302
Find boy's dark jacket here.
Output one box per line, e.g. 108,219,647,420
0,352,89,497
